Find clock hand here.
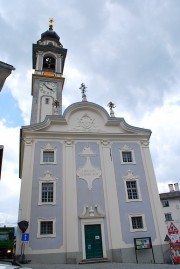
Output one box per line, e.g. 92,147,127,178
43,83,53,91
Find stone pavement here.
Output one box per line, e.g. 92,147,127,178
24,262,177,269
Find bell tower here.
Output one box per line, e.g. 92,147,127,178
31,19,67,124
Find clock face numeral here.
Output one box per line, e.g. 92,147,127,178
39,81,57,94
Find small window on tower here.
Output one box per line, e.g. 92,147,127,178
45,98,49,104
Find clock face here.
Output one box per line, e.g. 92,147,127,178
39,81,57,94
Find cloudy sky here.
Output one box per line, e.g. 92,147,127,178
0,0,180,227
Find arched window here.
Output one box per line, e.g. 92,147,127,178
43,56,55,72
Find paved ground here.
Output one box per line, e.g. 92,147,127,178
23,262,177,269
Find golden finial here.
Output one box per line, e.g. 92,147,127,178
49,18,54,30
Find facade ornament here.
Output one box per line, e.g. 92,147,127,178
76,113,96,131
79,83,87,101
39,170,57,182
65,140,73,146
24,138,33,145
121,144,132,150
79,205,105,219
41,143,56,151
107,101,116,117
80,145,96,156
140,140,149,147
101,140,110,146
77,155,101,189
52,99,60,115
122,170,139,181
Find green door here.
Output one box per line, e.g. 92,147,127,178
85,224,103,259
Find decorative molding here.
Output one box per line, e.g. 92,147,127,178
76,113,96,131
140,140,149,147
80,145,96,156
77,156,101,189
41,143,56,151
39,170,57,182
64,140,73,146
122,170,139,181
121,144,132,150
101,140,110,146
79,205,105,219
24,138,33,145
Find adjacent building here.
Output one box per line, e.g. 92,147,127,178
160,183,180,232
0,61,15,92
16,22,169,264
0,61,15,179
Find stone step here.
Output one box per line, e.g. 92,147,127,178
79,258,110,264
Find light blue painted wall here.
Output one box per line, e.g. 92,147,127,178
111,142,156,243
75,142,109,251
29,141,63,250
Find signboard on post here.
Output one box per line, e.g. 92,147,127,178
21,233,29,243
134,237,155,264
134,237,152,250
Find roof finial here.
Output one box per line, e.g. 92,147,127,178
107,101,116,117
49,18,54,30
79,83,87,101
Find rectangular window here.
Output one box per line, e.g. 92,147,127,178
122,151,132,163
131,216,143,229
42,183,53,203
126,181,138,199
43,151,54,163
165,213,172,221
40,221,53,235
45,98,49,104
162,200,169,207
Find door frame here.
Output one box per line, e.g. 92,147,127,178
81,218,107,260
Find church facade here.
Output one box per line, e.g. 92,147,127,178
16,22,169,264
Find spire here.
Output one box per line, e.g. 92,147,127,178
49,18,54,30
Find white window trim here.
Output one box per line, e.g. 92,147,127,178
129,213,147,232
37,217,56,238
40,143,57,165
38,171,57,205
122,170,142,202
120,144,136,164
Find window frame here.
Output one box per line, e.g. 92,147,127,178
129,214,147,232
37,218,56,238
123,170,142,202
40,143,57,165
120,145,136,164
165,213,173,221
38,171,57,205
162,200,169,207
41,182,54,203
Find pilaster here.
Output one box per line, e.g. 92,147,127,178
100,140,122,249
64,140,78,262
